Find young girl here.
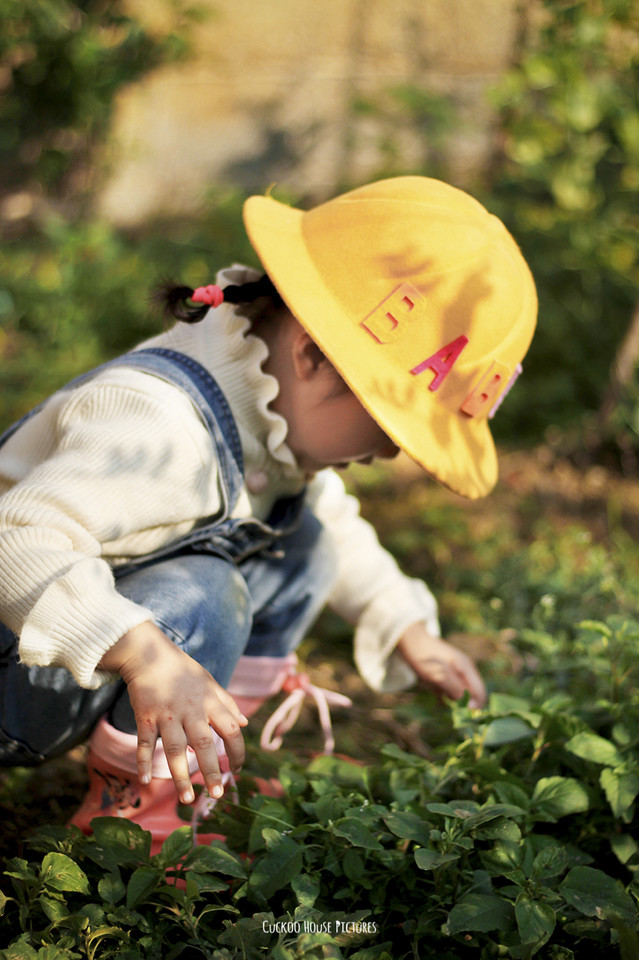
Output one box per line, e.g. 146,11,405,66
0,176,536,845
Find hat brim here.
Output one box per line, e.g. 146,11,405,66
244,194,499,498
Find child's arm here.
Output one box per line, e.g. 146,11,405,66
0,373,223,690
396,622,486,708
308,469,486,700
99,621,247,803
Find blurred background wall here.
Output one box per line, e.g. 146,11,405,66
99,0,520,224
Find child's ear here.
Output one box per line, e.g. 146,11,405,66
291,329,327,381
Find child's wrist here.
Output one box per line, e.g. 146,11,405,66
397,622,435,655
99,620,168,679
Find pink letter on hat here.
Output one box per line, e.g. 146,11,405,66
410,335,469,390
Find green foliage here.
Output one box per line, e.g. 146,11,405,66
0,0,195,200
2,616,639,958
0,196,259,430
486,0,639,446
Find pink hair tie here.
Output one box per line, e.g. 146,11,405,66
191,284,224,308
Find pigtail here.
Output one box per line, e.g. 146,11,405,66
153,282,209,324
224,275,283,307
154,274,283,325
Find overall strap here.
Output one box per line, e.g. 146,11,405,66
114,349,244,514
0,347,245,516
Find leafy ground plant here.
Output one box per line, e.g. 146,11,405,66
2,615,639,959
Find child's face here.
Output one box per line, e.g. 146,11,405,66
292,388,399,475
264,313,400,475
284,368,400,475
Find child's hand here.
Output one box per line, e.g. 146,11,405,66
396,623,487,708
99,621,248,804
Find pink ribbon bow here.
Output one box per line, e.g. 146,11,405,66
260,671,353,755
191,284,225,308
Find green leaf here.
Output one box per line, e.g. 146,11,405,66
461,804,525,829
38,894,70,923
577,620,612,638
279,766,308,797
600,769,639,819
480,838,524,880
530,777,589,821
185,871,200,901
531,846,570,881
610,834,638,866
414,849,460,870
561,866,637,924
185,843,247,878
426,802,469,818
489,693,533,714
380,743,424,766
565,732,624,766
483,717,536,746
308,753,372,789
608,916,639,960
271,947,295,960
493,781,530,810
90,817,152,862
157,826,194,865
98,872,126,905
291,873,320,908
446,893,514,935
188,872,228,895
0,944,39,959
248,829,303,900
3,858,37,882
35,947,74,960
384,811,431,846
515,892,556,951
477,819,522,843
41,852,90,894
126,866,159,909
343,848,366,881
332,817,384,851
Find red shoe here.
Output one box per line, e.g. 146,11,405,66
69,719,225,856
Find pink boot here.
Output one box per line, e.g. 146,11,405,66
70,718,227,856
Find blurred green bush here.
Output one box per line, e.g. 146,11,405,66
486,0,639,453
0,203,259,428
0,0,192,203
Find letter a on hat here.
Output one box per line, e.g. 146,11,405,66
410,336,469,390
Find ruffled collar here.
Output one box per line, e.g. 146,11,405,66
151,265,304,493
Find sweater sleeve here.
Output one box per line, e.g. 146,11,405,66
0,374,221,689
307,469,440,693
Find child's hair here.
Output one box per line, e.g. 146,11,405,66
155,271,349,397
155,274,284,324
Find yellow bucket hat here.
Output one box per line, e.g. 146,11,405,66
243,176,537,499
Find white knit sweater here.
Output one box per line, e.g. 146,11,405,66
0,266,439,693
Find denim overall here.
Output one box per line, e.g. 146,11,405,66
0,348,336,764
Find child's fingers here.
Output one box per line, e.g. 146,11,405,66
437,667,468,702
462,664,487,708
136,723,159,785
183,717,226,799
207,705,246,775
160,720,197,804
452,651,487,708
216,686,249,727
